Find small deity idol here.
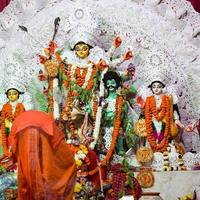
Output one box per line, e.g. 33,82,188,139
94,71,133,157
1,88,25,156
144,79,184,152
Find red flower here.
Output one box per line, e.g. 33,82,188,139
48,40,57,55
124,50,133,61
113,36,122,48
39,55,47,64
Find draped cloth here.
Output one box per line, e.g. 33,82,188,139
0,0,10,12
9,110,76,200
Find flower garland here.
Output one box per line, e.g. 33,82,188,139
48,77,54,118
92,96,98,125
144,95,170,152
85,64,97,91
1,102,25,155
89,105,103,150
56,53,68,88
89,67,108,149
68,144,92,199
67,63,97,91
64,93,75,136
39,41,61,119
74,144,90,168
89,95,123,176
74,67,88,87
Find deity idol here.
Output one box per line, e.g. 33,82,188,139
143,78,184,152
1,88,25,156
91,71,134,162
38,25,133,123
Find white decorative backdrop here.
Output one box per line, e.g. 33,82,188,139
0,0,199,122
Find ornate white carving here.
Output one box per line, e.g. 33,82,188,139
151,152,164,171
182,152,195,170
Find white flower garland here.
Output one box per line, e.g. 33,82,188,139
70,63,77,82
53,78,60,120
89,67,108,149
82,63,93,89
90,105,103,149
70,62,94,89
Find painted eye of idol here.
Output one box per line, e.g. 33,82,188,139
151,82,163,95
7,89,19,102
75,44,90,59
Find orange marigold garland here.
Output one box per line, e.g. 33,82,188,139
66,64,97,91
63,93,75,136
89,95,123,176
48,77,54,118
144,95,170,152
1,102,25,155
92,96,98,127
85,65,97,91
74,67,88,87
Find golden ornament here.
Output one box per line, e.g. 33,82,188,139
134,119,147,137
136,147,153,164
137,170,154,188
44,60,58,77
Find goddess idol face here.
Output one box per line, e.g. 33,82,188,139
151,82,164,95
74,43,90,59
6,88,20,102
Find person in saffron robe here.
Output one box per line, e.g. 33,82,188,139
9,110,76,200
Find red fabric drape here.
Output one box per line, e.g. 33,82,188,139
189,0,200,13
0,0,10,12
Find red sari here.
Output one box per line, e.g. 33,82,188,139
9,110,77,200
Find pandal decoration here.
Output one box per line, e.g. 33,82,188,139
134,118,147,137
136,147,153,164
137,170,154,188
145,95,170,152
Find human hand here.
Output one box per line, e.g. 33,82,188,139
136,96,145,108
175,120,184,129
185,124,195,132
97,59,108,71
39,55,47,64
